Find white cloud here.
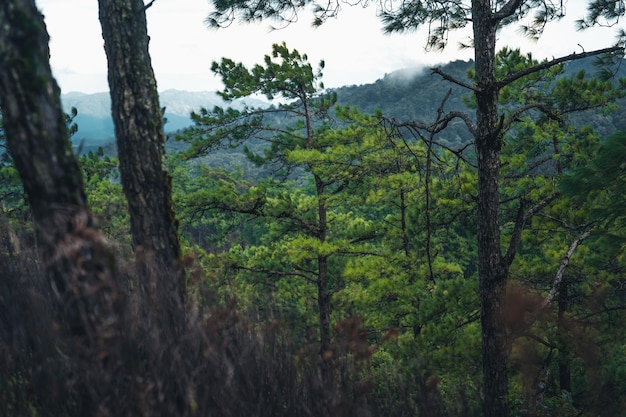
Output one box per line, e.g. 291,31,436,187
36,0,623,94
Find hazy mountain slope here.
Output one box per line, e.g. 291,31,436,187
333,60,474,146
61,57,626,151
333,57,626,146
61,90,268,149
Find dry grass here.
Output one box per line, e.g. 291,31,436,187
0,220,380,417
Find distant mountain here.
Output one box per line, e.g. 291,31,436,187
62,62,476,150
63,57,626,152
61,90,269,150
333,57,626,146
334,59,474,146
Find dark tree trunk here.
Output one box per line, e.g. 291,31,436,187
305,91,331,362
0,0,117,316
0,2,122,414
316,176,331,355
318,253,331,355
558,282,572,393
416,375,450,417
472,1,510,416
98,0,185,315
315,173,333,389
0,0,87,241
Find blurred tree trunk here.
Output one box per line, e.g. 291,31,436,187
0,0,87,257
557,283,572,393
0,2,122,413
0,0,115,305
98,0,186,317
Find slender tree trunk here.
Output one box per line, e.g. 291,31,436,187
315,175,331,355
472,1,510,416
318,254,331,354
98,0,185,316
313,156,333,390
558,282,572,392
399,187,411,258
305,92,331,360
416,375,450,417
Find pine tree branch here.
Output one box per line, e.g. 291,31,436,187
502,192,561,268
498,46,624,89
539,230,591,310
492,0,526,21
384,111,477,140
501,103,563,134
431,67,478,92
509,229,591,341
232,264,318,284
439,111,477,137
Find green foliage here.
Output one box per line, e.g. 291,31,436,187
212,42,325,101
173,42,626,417
578,1,626,28
207,0,566,50
561,130,626,242
510,391,579,417
79,148,131,253
0,107,80,227
177,44,390,353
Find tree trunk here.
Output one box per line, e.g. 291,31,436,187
315,173,333,392
558,282,572,393
0,2,122,413
316,174,331,355
0,0,117,316
318,253,331,355
0,0,87,244
98,0,185,316
472,1,510,416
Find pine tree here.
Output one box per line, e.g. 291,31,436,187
202,1,625,415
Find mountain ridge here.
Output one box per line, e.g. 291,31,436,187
63,57,626,150
62,89,270,148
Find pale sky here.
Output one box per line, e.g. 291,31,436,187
36,0,621,94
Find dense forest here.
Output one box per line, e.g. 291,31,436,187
2,1,626,417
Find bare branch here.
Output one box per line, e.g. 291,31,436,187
492,0,526,22
575,305,626,321
501,103,563,134
520,332,557,349
335,249,383,257
387,110,476,139
508,229,592,341
233,264,318,284
539,230,591,310
437,110,478,137
502,192,561,268
431,67,478,92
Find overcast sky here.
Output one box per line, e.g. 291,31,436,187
36,0,620,94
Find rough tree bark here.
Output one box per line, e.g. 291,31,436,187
472,1,510,416
0,2,121,413
98,0,185,315
0,0,88,253
0,0,118,321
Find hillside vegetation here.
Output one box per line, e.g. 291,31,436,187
2,6,626,416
